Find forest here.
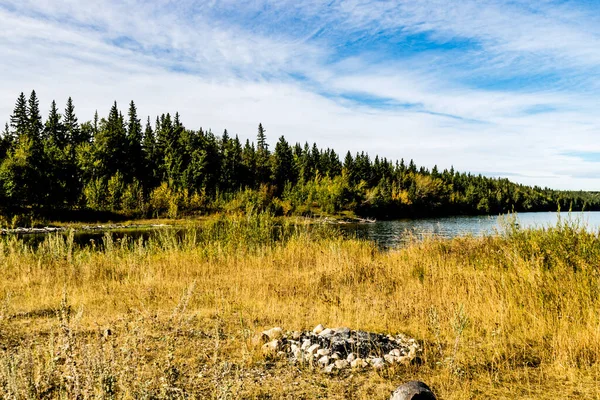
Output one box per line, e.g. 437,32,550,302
1,90,598,221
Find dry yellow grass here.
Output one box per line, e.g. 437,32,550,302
1,214,600,398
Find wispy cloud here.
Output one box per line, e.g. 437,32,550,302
1,0,600,189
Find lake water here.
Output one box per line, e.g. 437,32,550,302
10,211,600,250
340,211,600,248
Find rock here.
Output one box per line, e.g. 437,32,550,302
252,332,270,346
290,344,299,353
334,327,351,337
301,339,312,351
330,352,341,360
347,353,356,362
262,327,283,340
318,356,330,367
293,348,303,359
384,354,398,364
389,381,436,400
316,348,331,356
262,339,279,354
313,324,325,334
408,346,418,359
371,357,385,369
319,328,334,337
307,344,320,355
389,349,402,357
351,358,368,368
323,364,335,374
291,331,302,340
334,360,349,369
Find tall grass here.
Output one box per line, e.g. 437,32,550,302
1,214,600,398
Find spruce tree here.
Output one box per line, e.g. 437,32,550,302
142,116,157,188
27,90,43,141
10,92,28,139
272,135,295,193
126,101,143,182
45,100,64,145
64,97,80,145
256,123,271,184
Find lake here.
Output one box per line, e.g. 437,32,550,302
340,211,600,248
9,211,600,249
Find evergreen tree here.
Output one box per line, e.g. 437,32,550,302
94,101,128,180
45,100,64,146
0,123,12,161
64,97,80,145
126,100,143,182
27,90,43,141
241,139,256,187
10,92,28,139
256,123,271,184
272,135,296,193
142,116,157,188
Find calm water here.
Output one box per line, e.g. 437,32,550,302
11,211,600,250
341,212,600,248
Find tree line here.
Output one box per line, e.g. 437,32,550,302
1,90,598,221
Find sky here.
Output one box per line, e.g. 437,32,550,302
1,0,600,190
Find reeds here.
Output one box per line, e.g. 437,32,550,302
1,214,599,398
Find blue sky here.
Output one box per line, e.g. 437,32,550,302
1,0,600,189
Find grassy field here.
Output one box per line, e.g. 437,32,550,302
1,214,600,399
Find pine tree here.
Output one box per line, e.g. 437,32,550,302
272,135,296,193
142,116,157,188
10,92,28,139
0,123,12,161
64,97,80,145
256,123,271,184
94,101,128,180
45,100,64,145
27,90,43,141
242,139,256,187
126,101,143,182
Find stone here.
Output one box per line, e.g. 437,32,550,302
307,344,321,355
389,381,436,400
318,356,330,367
262,327,283,340
334,327,351,337
312,324,325,334
371,357,385,369
319,328,334,337
334,360,349,369
346,353,356,362
316,348,331,356
262,340,279,354
291,331,302,340
384,354,398,364
252,333,270,346
301,339,312,351
323,364,335,374
293,348,303,359
408,345,419,359
351,358,368,368
330,352,341,360
389,349,402,357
